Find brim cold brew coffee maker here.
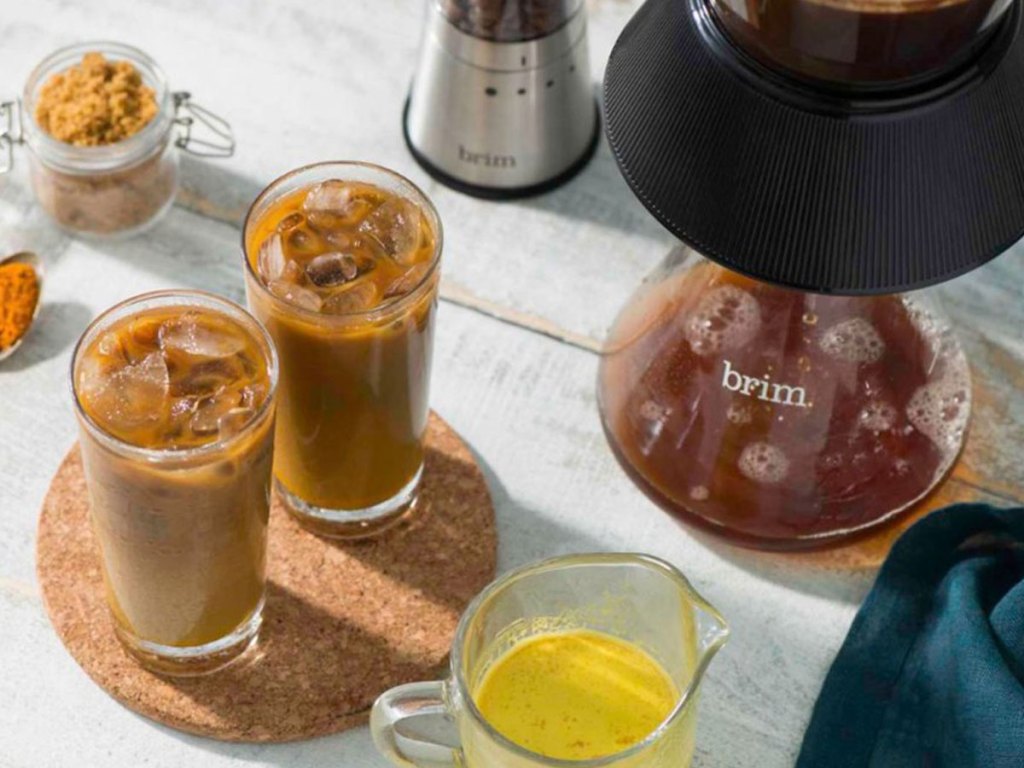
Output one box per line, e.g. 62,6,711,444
405,0,599,197
599,0,1024,550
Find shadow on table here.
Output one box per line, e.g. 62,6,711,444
33,157,262,303
141,434,830,767
148,439,620,764
337,437,613,614
165,579,440,743
684,524,876,605
322,443,500,614
152,556,829,768
146,433,607,753
0,301,92,373
504,132,671,242
0,161,262,374
0,174,74,265
176,154,265,228
469,439,617,568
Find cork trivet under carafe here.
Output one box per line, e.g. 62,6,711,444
35,411,497,742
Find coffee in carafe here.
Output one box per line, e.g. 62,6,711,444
599,253,970,550
710,0,1014,84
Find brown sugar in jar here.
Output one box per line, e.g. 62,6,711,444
34,51,159,146
20,43,180,237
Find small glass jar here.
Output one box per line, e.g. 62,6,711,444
2,41,233,238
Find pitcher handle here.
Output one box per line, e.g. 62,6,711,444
371,681,460,766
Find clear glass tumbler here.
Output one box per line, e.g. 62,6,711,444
71,290,278,676
242,162,442,539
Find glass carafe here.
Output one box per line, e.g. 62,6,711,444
598,247,971,550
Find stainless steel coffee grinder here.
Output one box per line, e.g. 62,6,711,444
405,0,599,198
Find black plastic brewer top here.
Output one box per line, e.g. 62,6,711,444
604,0,1024,294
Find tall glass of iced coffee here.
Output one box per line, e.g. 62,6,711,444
243,162,442,539
71,291,278,676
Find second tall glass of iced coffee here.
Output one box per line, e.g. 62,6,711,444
243,162,442,538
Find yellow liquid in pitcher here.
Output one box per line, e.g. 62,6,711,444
474,630,678,760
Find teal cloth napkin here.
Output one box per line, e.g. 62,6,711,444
797,503,1024,768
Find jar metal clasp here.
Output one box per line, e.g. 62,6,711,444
172,92,235,158
0,99,23,175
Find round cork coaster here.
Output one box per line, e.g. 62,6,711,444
36,412,497,743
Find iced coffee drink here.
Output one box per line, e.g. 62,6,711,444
71,291,277,675
243,162,441,539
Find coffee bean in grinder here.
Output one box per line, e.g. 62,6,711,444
405,0,599,198
599,0,1024,550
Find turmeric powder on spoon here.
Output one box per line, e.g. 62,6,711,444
0,261,41,352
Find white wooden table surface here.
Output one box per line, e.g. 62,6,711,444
2,2,1022,766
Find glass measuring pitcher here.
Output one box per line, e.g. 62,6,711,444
371,553,729,767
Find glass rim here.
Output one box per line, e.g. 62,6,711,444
449,552,730,766
22,41,175,173
70,289,280,462
241,160,444,324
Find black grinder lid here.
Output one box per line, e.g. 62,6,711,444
604,0,1024,294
